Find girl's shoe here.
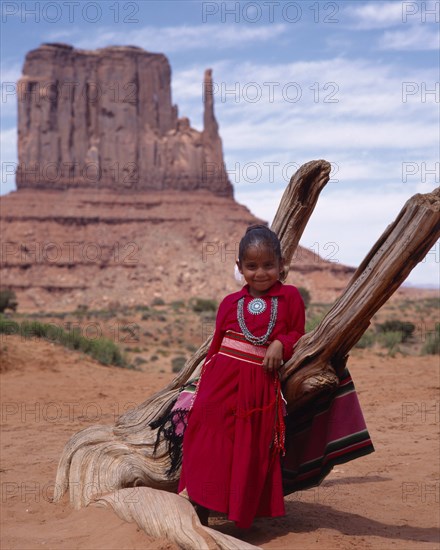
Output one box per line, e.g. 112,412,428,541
195,504,210,526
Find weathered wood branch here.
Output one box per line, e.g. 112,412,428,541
95,487,261,550
271,159,332,280
281,187,440,412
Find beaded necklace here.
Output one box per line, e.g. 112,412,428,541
237,296,278,345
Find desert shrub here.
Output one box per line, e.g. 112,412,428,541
0,289,18,313
0,318,127,367
134,304,150,312
422,297,440,309
18,320,62,341
191,298,217,313
421,323,440,356
51,312,68,319
171,355,187,373
151,297,165,306
298,287,311,309
120,324,139,339
305,314,324,333
200,311,217,322
142,308,167,322
377,331,402,355
74,304,89,315
126,346,141,353
171,300,185,311
62,327,84,350
376,320,415,342
86,338,126,367
355,330,375,349
0,319,20,335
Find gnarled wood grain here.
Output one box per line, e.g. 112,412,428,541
95,487,261,550
281,188,440,412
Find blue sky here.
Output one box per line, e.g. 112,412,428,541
1,0,439,286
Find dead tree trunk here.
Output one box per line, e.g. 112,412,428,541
281,188,440,412
53,160,439,548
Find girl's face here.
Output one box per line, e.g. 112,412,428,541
237,244,283,297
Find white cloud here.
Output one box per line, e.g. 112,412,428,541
42,28,81,41
235,185,439,286
173,57,438,123
51,23,289,53
343,1,439,52
0,127,18,161
1,61,23,123
225,151,440,191
345,2,407,29
378,26,440,50
168,57,438,173
0,61,22,84
222,118,438,151
345,1,440,29
0,127,18,195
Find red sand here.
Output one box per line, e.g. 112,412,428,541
1,336,439,549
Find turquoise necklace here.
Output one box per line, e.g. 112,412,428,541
237,296,278,345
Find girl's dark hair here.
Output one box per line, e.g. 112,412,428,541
238,224,282,263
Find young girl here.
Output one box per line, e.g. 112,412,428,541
153,224,374,529
177,224,305,528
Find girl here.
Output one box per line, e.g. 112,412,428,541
153,224,374,529
177,224,305,528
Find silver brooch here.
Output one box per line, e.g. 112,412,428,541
247,297,267,315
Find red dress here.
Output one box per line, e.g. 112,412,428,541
178,280,305,528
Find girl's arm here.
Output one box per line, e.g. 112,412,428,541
263,288,305,372
204,297,229,362
274,288,306,363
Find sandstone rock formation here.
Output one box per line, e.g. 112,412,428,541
16,43,232,196
0,186,359,313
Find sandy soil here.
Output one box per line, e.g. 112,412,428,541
1,335,439,550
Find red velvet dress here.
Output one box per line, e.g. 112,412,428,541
178,281,305,528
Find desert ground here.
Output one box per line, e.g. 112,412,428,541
1,298,439,550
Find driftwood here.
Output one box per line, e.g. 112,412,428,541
54,159,440,548
95,487,261,550
281,187,440,411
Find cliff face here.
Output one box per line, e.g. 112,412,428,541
0,185,359,312
16,43,232,196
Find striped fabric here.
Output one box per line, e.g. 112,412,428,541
219,330,269,365
156,334,374,488
170,378,198,436
281,368,374,494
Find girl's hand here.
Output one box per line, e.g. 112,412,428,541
263,340,284,373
